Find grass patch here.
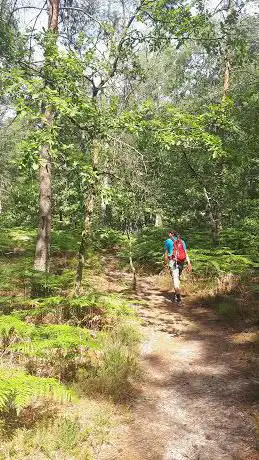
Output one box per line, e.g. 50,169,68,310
0,228,35,254
0,415,91,459
200,283,259,326
0,397,122,460
76,322,141,401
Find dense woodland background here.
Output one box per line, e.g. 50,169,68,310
0,0,259,458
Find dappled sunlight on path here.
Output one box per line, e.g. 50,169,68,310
98,272,259,460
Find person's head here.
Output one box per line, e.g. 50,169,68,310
168,230,180,240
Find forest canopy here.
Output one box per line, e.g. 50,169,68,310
1,0,258,275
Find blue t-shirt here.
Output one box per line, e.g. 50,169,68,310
164,238,187,256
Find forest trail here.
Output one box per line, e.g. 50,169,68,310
97,268,259,460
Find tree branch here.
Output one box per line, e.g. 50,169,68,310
106,134,147,172
29,1,48,55
59,7,103,28
93,0,145,96
10,6,48,18
182,150,216,222
10,4,103,28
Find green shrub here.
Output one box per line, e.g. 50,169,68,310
51,230,79,252
221,222,259,262
119,227,165,272
0,293,137,381
0,228,35,254
14,324,96,354
0,259,33,293
0,264,74,297
0,316,95,349
94,228,124,250
29,270,75,297
0,315,35,340
190,249,253,277
8,293,134,328
118,227,254,277
0,316,100,380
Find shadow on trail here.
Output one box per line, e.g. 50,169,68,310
139,285,259,403
132,285,258,457
98,267,259,459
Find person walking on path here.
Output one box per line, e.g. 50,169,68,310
164,230,192,303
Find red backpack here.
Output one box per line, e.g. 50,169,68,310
173,238,187,263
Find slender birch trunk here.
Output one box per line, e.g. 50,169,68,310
75,139,99,294
223,49,231,98
127,230,137,291
203,187,221,246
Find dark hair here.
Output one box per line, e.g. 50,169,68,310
171,230,181,239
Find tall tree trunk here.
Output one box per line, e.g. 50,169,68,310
155,213,163,227
202,187,221,246
100,174,109,225
222,0,233,99
34,0,60,272
127,230,137,291
223,49,231,98
212,215,222,246
75,139,99,295
34,109,53,272
211,214,222,246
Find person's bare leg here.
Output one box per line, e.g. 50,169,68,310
173,266,181,302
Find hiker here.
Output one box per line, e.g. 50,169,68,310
164,230,192,303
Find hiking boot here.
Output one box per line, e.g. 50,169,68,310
176,294,182,303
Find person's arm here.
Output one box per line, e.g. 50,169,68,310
186,251,191,265
164,239,173,263
183,241,192,270
164,240,169,263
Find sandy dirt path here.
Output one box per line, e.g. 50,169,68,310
98,273,259,460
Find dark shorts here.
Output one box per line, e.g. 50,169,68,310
168,259,185,277
175,261,185,278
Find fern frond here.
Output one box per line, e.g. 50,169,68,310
0,368,72,414
0,316,35,339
